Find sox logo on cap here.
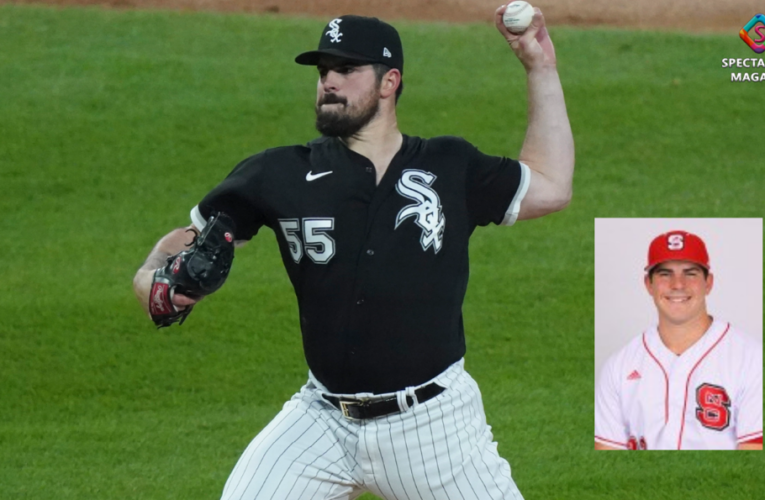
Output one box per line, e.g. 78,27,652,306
326,19,342,43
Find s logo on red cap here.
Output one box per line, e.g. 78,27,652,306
646,230,710,271
667,234,684,250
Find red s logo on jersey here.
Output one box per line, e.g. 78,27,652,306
695,383,731,431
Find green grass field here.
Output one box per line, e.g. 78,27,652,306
1,5,763,499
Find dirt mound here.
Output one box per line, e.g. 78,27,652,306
4,0,761,32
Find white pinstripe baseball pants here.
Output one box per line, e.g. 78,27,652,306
220,359,524,500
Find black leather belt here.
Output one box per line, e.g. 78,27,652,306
323,382,446,420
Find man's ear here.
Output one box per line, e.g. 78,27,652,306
644,273,653,295
706,272,714,295
380,68,401,99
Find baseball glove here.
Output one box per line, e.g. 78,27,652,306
149,211,236,328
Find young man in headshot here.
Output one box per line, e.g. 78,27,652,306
595,230,763,450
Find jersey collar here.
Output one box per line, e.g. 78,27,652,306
646,319,728,365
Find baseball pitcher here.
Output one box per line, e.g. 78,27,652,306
134,6,575,498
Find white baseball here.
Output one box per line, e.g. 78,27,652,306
502,1,534,34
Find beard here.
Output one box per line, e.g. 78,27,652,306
315,89,380,138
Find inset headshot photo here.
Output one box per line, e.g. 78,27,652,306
594,218,763,450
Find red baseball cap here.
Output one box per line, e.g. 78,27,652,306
645,230,710,272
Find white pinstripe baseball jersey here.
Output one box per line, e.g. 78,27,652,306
220,359,524,499
595,320,763,450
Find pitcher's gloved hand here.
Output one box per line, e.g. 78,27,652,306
149,212,236,328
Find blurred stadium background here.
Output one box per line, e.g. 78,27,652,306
3,0,763,30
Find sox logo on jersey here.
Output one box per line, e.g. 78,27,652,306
394,169,446,253
595,321,763,450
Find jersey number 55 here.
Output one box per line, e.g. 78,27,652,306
279,218,336,264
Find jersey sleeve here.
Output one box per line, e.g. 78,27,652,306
595,355,629,449
465,144,530,227
735,341,763,445
190,155,268,241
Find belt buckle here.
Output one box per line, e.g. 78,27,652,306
339,397,369,420
339,401,356,419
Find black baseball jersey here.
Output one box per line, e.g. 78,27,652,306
192,135,528,394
